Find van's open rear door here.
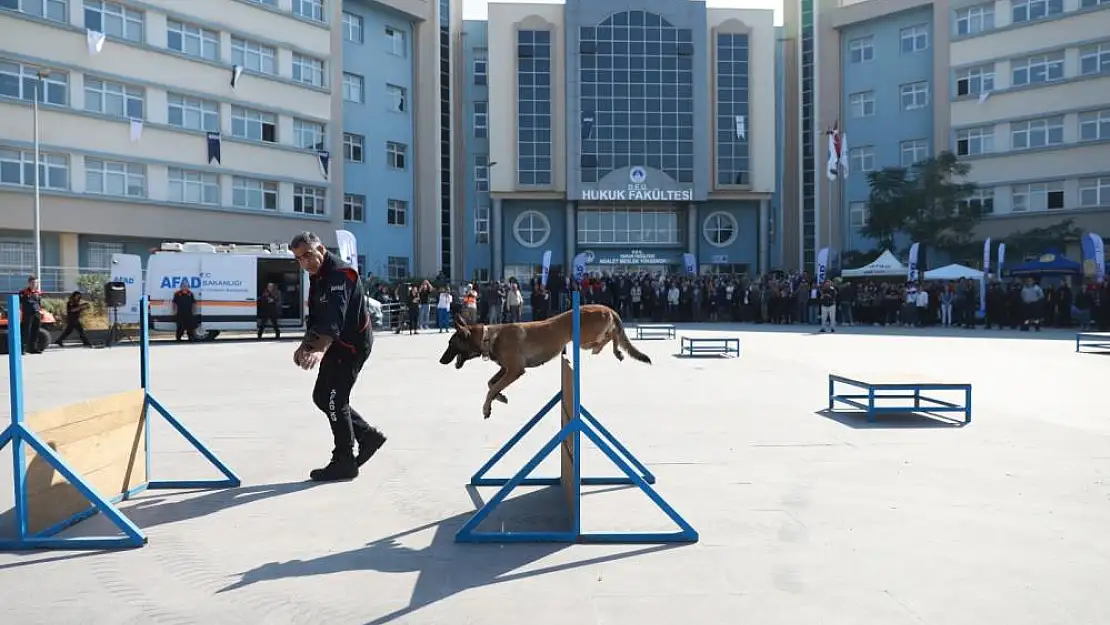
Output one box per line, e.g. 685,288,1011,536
109,253,143,324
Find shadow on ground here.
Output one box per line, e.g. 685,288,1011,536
219,485,684,625
814,408,968,429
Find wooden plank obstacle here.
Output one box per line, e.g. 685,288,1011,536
0,294,241,551
456,291,699,543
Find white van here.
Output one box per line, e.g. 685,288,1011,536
111,242,309,339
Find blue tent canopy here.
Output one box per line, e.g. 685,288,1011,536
1005,249,1081,276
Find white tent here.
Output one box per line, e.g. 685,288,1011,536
923,263,983,281
841,250,907,278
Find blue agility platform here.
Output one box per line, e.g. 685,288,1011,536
828,373,972,425
0,294,240,551
1075,332,1110,353
679,336,740,358
634,324,676,340
455,292,699,544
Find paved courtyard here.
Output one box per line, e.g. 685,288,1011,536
1,323,1108,625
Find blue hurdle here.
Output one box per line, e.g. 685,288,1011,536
455,291,699,544
0,294,240,551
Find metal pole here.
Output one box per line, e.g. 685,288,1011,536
32,70,45,283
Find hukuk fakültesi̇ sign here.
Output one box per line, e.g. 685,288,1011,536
579,166,693,202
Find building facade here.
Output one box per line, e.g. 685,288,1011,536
782,0,1110,271
462,0,776,283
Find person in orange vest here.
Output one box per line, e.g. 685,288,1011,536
18,275,44,354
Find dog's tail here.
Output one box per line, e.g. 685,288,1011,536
613,314,652,365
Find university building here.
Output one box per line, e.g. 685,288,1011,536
459,0,777,282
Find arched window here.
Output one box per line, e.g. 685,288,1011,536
513,210,552,248
703,211,738,247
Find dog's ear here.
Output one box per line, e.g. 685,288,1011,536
453,314,470,336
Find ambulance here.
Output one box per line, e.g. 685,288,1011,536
111,241,309,339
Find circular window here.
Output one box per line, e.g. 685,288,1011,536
702,211,738,247
513,210,552,248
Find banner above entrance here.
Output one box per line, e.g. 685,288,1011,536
580,248,684,266
578,165,694,202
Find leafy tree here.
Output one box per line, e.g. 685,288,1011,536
861,151,983,252
1000,218,1082,260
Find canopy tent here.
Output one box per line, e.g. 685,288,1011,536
841,250,907,278
1004,250,1082,276
923,263,984,281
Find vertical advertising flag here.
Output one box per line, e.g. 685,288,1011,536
682,252,697,275
572,252,588,282
541,249,552,287
997,242,1006,275
1090,233,1106,283
816,246,829,284
907,242,920,282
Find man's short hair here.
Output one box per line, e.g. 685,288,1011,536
288,231,321,251
27,275,37,282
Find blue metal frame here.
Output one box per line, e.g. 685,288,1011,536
635,324,676,340
827,374,972,425
679,336,741,358
1075,332,1110,353
0,294,240,551
455,292,699,544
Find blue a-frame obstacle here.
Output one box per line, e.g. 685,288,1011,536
0,294,240,551
455,292,698,544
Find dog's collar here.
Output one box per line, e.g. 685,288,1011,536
480,328,493,360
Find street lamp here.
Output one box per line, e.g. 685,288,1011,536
32,67,48,283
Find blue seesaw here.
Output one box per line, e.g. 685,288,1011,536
0,294,240,550
455,291,699,543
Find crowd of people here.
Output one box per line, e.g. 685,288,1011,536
366,269,1110,334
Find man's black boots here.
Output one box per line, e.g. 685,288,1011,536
355,428,387,467
309,451,359,482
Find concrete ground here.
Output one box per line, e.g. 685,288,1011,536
0,323,1108,625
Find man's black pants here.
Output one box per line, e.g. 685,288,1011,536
21,313,41,353
312,347,375,456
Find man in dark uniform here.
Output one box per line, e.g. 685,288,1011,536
172,283,199,341
289,231,387,482
18,275,44,354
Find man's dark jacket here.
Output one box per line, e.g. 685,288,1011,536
308,252,372,354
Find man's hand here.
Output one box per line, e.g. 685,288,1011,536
293,344,324,370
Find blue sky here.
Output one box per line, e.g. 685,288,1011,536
462,0,785,25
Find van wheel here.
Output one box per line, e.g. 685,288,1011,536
204,330,220,341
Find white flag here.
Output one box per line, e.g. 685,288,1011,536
826,127,840,181
838,133,849,177
735,115,746,140
335,229,358,272
129,119,143,142
978,91,991,104
231,64,243,89
87,29,106,56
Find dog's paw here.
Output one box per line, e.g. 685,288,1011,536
615,351,625,361
495,393,508,404
482,404,492,419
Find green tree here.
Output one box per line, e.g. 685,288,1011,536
1000,218,1082,260
861,151,982,252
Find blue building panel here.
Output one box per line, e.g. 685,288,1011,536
697,202,759,271
501,200,566,269
341,0,416,279
840,7,934,254
463,20,491,281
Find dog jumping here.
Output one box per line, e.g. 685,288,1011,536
439,304,652,419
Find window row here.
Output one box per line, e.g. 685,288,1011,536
847,23,929,64
5,0,333,26
843,139,929,175
0,146,328,213
847,81,931,118
340,11,408,57
955,109,1110,156
339,134,408,170
953,0,1108,38
954,44,1110,98
340,193,408,226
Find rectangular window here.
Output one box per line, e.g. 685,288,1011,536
86,241,124,271
247,0,277,5
0,62,68,105
1011,116,1065,150
1081,0,1110,6
231,176,278,210
342,72,363,103
342,132,364,162
516,30,552,186
84,0,143,42
962,188,995,214
849,146,875,173
474,155,489,193
342,11,362,43
84,76,143,119
293,118,325,150
1012,0,1063,23
473,100,488,138
387,198,407,225
900,139,928,166
386,83,407,113
292,53,326,87
4,0,67,22
386,141,406,169
386,256,409,281
166,19,219,61
955,3,995,35
576,207,686,246
292,0,324,22
231,37,277,75
0,148,68,189
343,194,365,221
473,48,487,85
1079,177,1110,207
292,184,326,215
848,36,874,63
849,91,875,117
1012,181,1065,212
167,93,219,132
900,81,929,110
1079,42,1110,76
956,126,995,155
230,105,278,143
1011,51,1065,86
167,167,219,205
85,158,145,197
474,199,489,243
848,201,869,228
900,24,929,53
384,26,406,56
956,65,995,97
1079,109,1110,141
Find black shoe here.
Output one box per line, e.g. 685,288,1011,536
309,452,359,482
355,429,387,467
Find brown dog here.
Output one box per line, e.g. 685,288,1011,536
439,304,651,419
